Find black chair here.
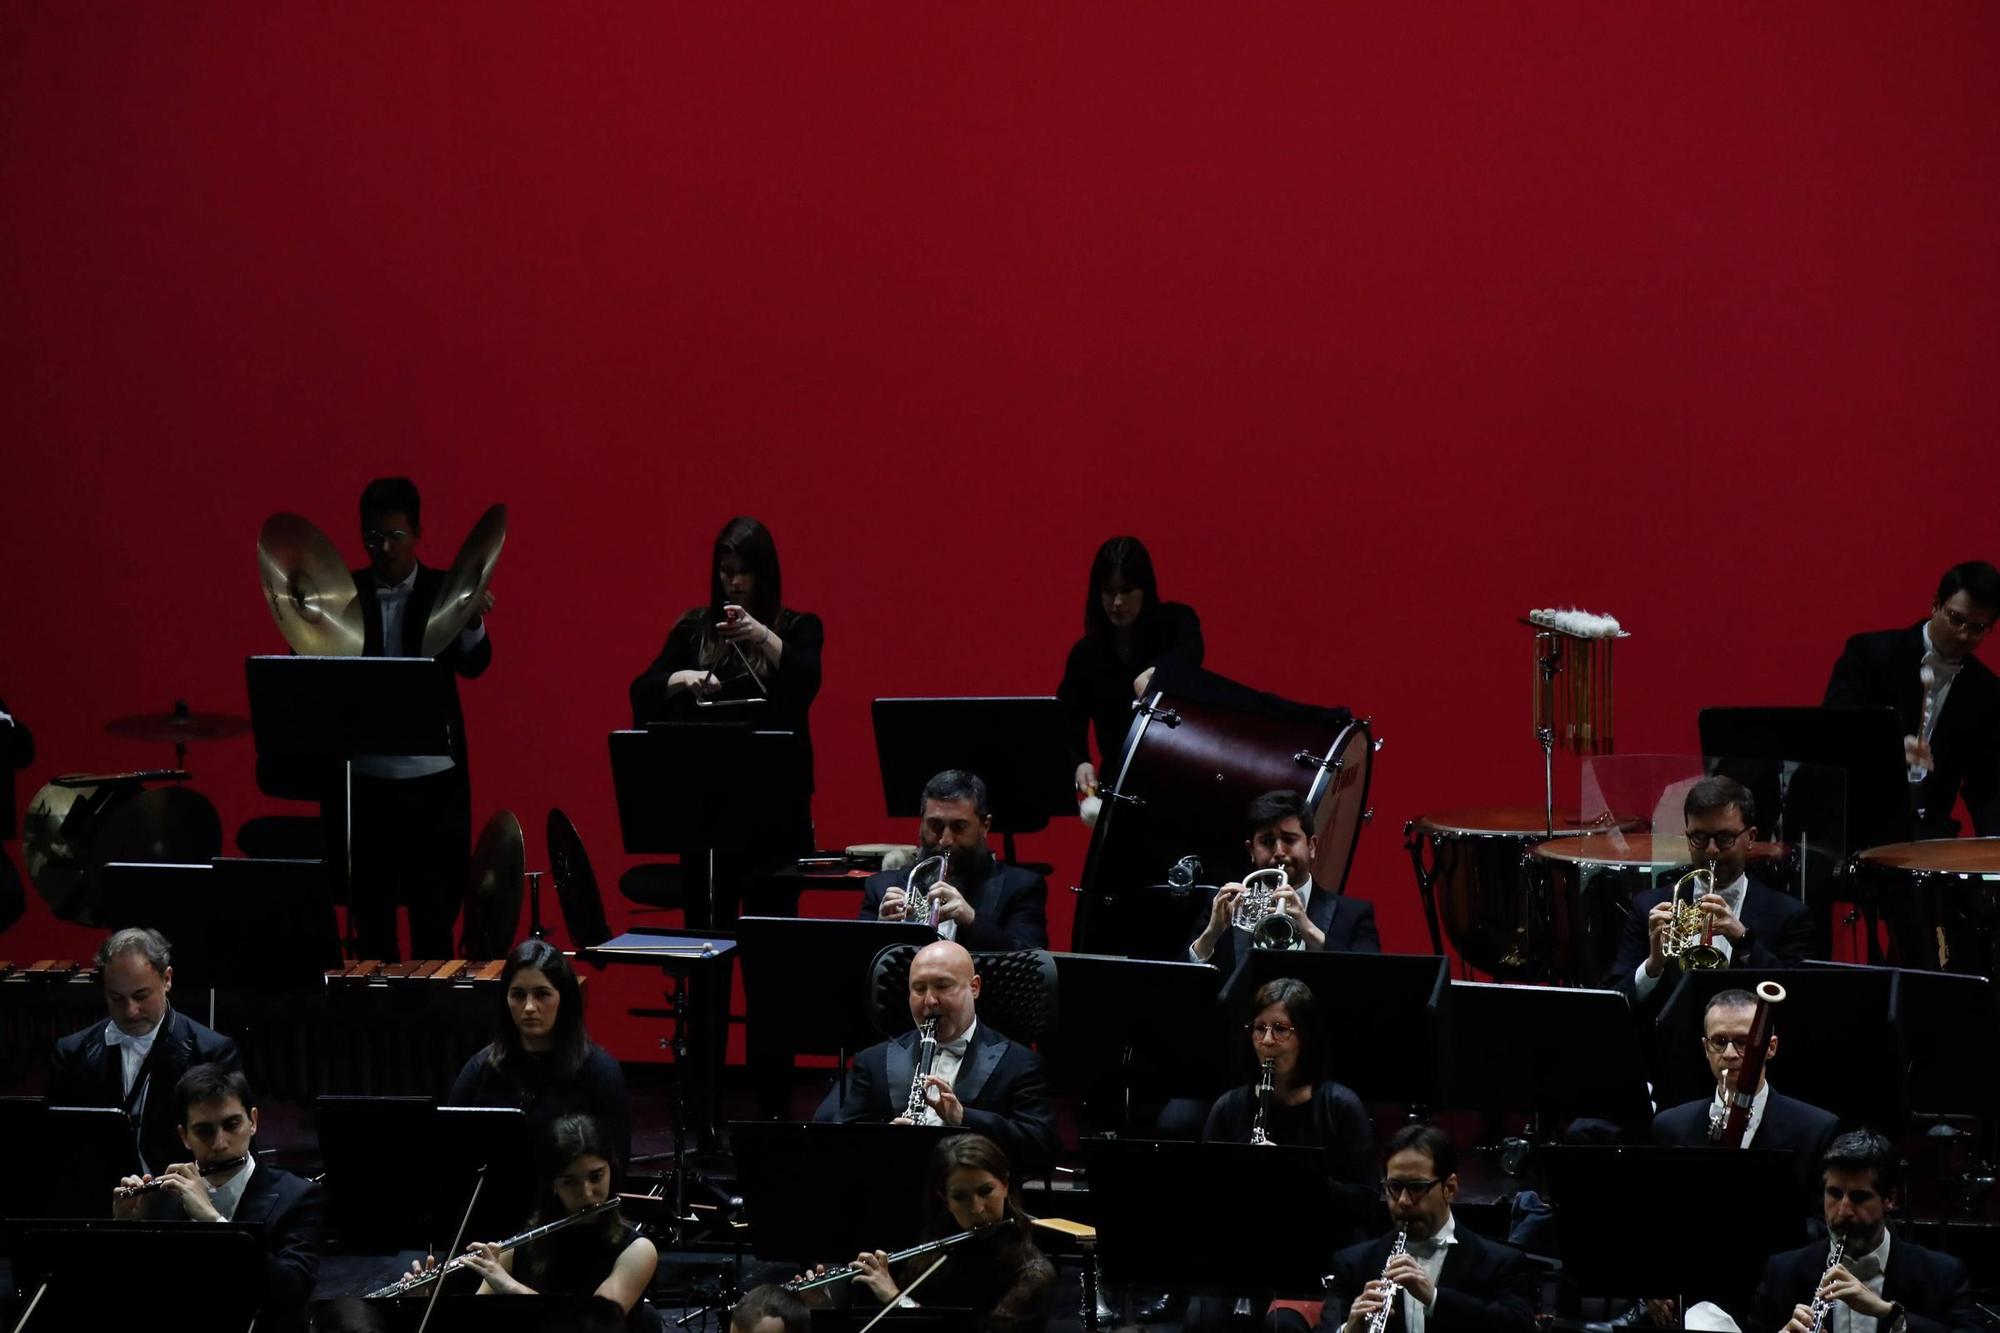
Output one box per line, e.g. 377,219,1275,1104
234,814,324,860
865,944,1059,1048
617,862,685,912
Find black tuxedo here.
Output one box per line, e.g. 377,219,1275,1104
48,1007,240,1177
1191,879,1382,980
145,1163,323,1333
1650,1089,1840,1194
1,694,32,841
860,860,1051,952
1825,623,2000,836
1605,879,1812,1012
1752,1232,1977,1333
1316,1225,1537,1333
821,1021,1059,1173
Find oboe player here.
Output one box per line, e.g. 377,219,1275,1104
112,1064,322,1333
1752,1131,1976,1333
819,940,1058,1173
1300,1125,1534,1333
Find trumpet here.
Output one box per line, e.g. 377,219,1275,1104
365,1197,621,1298
904,1017,941,1123
114,1155,249,1198
1232,867,1304,951
904,852,952,929
1662,859,1728,970
1365,1227,1410,1333
1249,1059,1276,1146
1803,1231,1848,1333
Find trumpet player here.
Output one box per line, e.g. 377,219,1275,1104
820,941,1058,1173
1608,777,1812,1011
1751,1131,1976,1333
112,1064,321,1333
1298,1125,1535,1333
1189,791,1380,971
863,769,1050,951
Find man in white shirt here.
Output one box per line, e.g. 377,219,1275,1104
1753,1130,1976,1333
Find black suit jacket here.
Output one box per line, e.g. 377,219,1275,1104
48,1007,241,1177
1825,623,2000,836
1316,1225,1537,1333
1650,1089,1840,1194
1,694,32,841
147,1163,323,1333
1192,879,1382,979
1605,879,1812,1012
859,861,1051,952
823,1022,1059,1173
1752,1232,1977,1333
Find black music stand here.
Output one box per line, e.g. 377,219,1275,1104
360,1295,618,1332
1082,1139,1339,1293
1438,982,1652,1128
245,655,453,943
1804,961,1995,1118
1243,951,1450,1107
731,1121,958,1260
1043,953,1231,1129
314,1097,532,1251
0,1100,132,1217
812,1312,977,1333
2,1220,265,1328
871,697,1076,865
1539,1146,1800,1306
1654,966,1905,1133
97,857,340,992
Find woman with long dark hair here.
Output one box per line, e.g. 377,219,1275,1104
445,939,631,1162
404,1113,660,1330
628,515,824,920
1056,536,1203,798
843,1133,1055,1333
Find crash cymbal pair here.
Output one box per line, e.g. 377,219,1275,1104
256,505,507,657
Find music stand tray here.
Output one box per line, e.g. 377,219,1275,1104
731,1121,958,1261
871,697,1075,845
315,1097,532,1251
608,726,804,856
3,1219,265,1326
245,655,453,760
1439,982,1651,1126
1044,953,1231,1111
98,857,340,992
2,1101,134,1217
737,917,940,1060
1243,951,1450,1107
1082,1138,1338,1292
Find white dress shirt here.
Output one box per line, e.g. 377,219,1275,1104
353,564,483,780
1828,1228,1890,1333
1633,871,1747,1000
205,1154,256,1221
102,1017,161,1098
911,1019,976,1127
1911,624,1961,781
1402,1212,1459,1333
1706,1077,1772,1146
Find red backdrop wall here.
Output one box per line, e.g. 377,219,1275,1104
5,4,1997,1061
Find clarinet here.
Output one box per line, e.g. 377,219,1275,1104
1365,1228,1410,1333
1249,1060,1276,1145
904,1018,941,1122
1803,1232,1848,1333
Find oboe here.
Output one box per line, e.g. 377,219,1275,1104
364,1197,620,1298
1803,1232,1848,1333
1249,1060,1276,1146
785,1227,985,1292
1364,1228,1410,1333
113,1155,248,1198
904,1018,941,1122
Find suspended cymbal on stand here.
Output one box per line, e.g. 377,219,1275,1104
422,504,507,658
462,809,525,960
23,774,222,925
258,512,363,656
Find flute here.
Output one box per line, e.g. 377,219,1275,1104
364,1197,621,1298
114,1155,248,1198
785,1227,985,1293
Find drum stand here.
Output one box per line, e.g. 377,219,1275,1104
1535,632,1560,838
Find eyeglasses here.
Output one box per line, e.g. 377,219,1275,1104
1382,1177,1441,1200
1246,1023,1296,1041
363,528,413,548
1704,1034,1754,1054
1942,608,1994,637
1686,829,1748,851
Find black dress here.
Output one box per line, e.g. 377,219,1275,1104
516,1218,661,1333
893,1226,1056,1333
446,1045,633,1165
1057,603,1204,773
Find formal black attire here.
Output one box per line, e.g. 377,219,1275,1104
1751,1231,1978,1333
859,859,1051,951
0,695,31,931
1058,602,1204,774
446,1044,632,1165
342,562,493,960
893,1225,1055,1333
143,1162,322,1333
1311,1226,1537,1333
48,1006,241,1177
1825,622,2000,837
1650,1088,1839,1195
822,1022,1060,1173
1605,878,1812,1015
1203,1079,1379,1243
516,1218,663,1333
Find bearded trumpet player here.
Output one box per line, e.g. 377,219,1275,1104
1189,791,1380,974
1607,778,1813,1015
863,769,1050,951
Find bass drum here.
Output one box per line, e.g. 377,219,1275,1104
1405,807,1639,982
1851,838,2000,976
1076,691,1373,959
23,777,223,925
